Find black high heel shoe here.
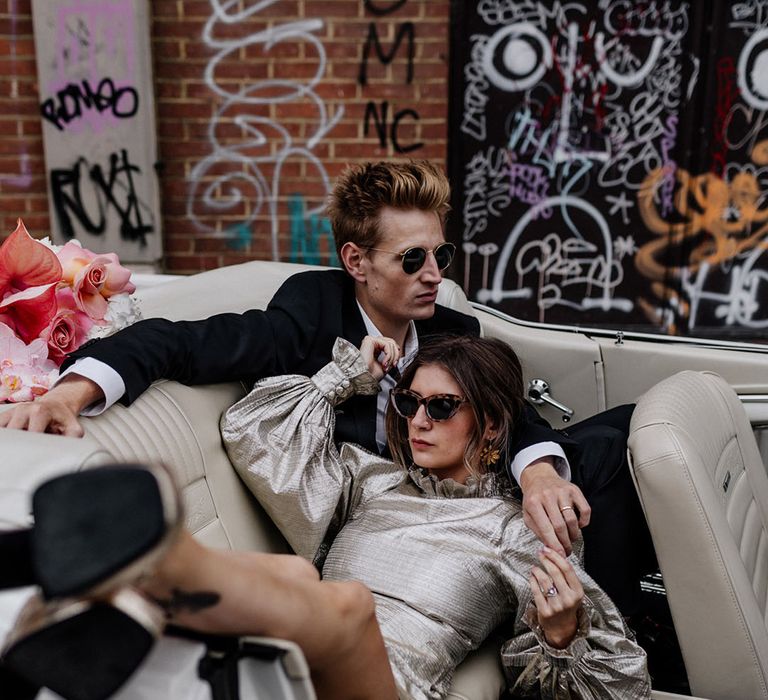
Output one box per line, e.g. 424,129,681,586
1,462,182,700
31,463,182,600
2,588,165,700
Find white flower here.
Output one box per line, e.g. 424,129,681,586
36,237,63,254
86,293,143,340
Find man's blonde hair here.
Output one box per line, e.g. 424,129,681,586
326,160,451,260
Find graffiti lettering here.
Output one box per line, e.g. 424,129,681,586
50,149,153,245
683,255,768,330
289,193,339,267
40,78,139,132
364,0,407,16
187,2,341,260
658,114,678,216
604,1,688,40
724,103,768,159
643,43,684,111
599,92,667,190
507,107,593,194
638,161,768,281
359,1,422,154
636,144,768,331
712,57,739,177
475,195,632,320
731,1,768,33
358,22,415,86
463,147,513,241
462,36,490,141
364,101,423,153
514,233,627,321
477,0,573,27
508,161,551,216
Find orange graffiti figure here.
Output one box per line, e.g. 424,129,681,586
635,141,768,332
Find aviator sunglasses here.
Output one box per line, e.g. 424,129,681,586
390,388,468,422
366,242,456,275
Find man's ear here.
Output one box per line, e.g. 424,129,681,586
340,242,367,283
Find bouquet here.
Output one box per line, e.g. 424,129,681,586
0,219,141,402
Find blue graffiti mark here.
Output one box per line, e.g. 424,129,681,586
225,221,251,251
289,193,339,267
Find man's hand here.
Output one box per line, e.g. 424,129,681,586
0,375,103,436
519,458,591,557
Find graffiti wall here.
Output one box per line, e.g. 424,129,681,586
31,0,161,264
179,0,444,269
184,1,341,264
450,0,768,338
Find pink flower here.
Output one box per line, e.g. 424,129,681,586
0,322,58,402
0,219,62,343
42,288,95,365
57,241,136,322
0,219,62,295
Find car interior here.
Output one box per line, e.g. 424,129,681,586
1,259,767,700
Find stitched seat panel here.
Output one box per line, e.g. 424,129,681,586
83,384,223,537
84,388,206,486
629,370,768,699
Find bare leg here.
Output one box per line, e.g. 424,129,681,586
141,531,397,700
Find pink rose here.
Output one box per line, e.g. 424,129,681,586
42,288,95,365
57,242,136,322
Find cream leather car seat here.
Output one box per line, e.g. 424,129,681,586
628,370,768,700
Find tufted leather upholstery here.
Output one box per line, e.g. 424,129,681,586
628,370,768,700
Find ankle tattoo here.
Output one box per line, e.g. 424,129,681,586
151,587,221,618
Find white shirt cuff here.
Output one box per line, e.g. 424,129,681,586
56,358,126,416
509,442,571,484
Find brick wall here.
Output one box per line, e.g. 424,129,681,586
0,0,451,272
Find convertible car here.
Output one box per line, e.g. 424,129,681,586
0,259,766,700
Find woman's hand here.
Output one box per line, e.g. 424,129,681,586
529,546,584,649
359,336,401,381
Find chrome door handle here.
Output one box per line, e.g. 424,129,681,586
527,379,574,422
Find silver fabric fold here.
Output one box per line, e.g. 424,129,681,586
221,339,650,699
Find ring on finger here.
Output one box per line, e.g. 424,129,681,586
545,585,558,597
559,505,574,514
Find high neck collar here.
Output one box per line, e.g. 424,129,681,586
407,465,515,500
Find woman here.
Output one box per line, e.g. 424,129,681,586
221,334,650,699
1,335,649,700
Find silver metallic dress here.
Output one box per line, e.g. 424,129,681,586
221,339,650,699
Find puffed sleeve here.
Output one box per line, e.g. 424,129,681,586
498,523,651,699
220,338,387,561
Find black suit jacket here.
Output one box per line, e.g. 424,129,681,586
65,269,574,456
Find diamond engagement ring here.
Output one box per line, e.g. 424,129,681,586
545,585,558,597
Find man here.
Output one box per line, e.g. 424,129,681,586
0,160,595,592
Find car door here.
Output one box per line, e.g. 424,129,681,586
475,303,768,469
